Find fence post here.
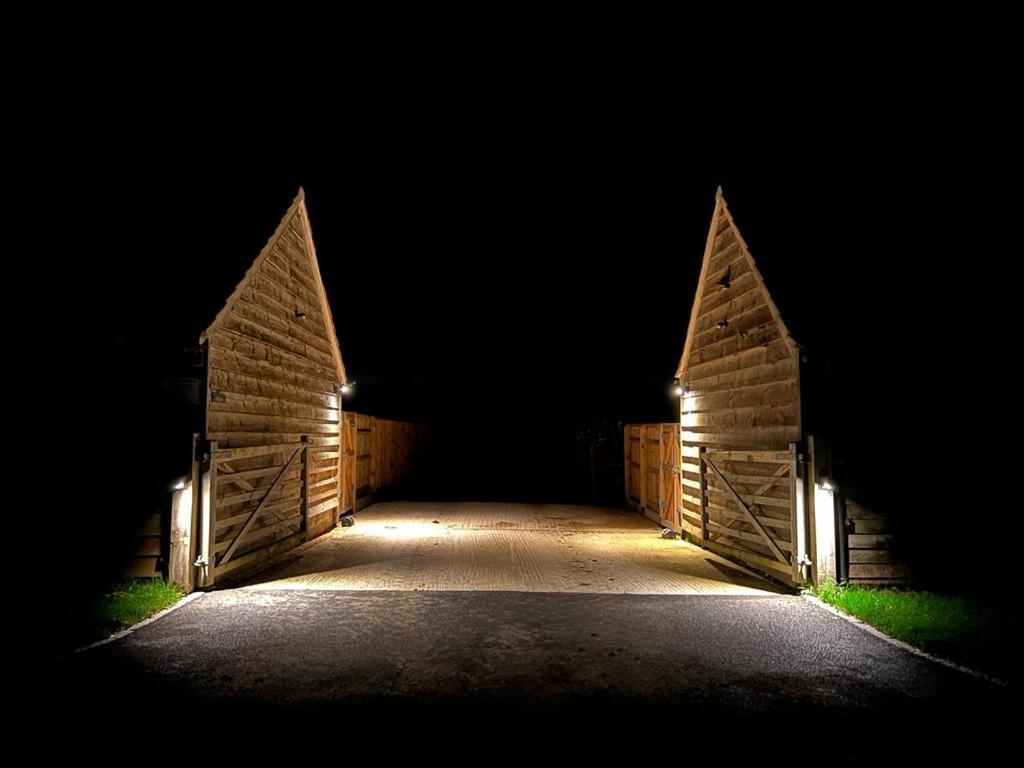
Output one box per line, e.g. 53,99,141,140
196,440,218,588
789,442,801,585
301,435,310,534
698,446,709,545
169,433,199,593
806,435,820,587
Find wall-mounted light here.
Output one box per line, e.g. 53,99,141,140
820,477,835,492
173,478,186,491
716,320,729,329
673,381,689,396
295,310,306,319
340,381,355,395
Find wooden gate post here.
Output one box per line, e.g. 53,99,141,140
169,433,200,593
789,442,801,585
195,441,218,588
301,435,310,534
698,446,709,546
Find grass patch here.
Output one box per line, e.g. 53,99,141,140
91,579,185,641
807,581,1009,679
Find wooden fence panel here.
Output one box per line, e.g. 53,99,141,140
844,499,912,586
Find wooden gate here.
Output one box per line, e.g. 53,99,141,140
624,423,682,530
695,445,802,584
195,437,341,586
341,413,357,514
659,425,681,530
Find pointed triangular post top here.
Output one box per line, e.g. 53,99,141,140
200,189,348,384
675,188,797,379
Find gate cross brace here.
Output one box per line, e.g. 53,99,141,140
219,442,305,567
704,457,789,564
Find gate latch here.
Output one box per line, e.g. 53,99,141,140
194,555,209,567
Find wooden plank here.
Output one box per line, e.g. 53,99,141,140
130,537,162,556
848,563,913,579
211,442,301,461
215,530,307,580
706,522,793,553
218,478,302,508
208,431,340,448
309,495,340,517
208,346,338,400
848,549,900,564
706,501,792,532
245,279,327,336
848,533,894,549
207,411,341,436
704,458,788,564
215,499,301,531
705,485,791,509
848,518,890,534
698,447,709,545
214,513,303,553
700,537,795,580
124,558,162,577
703,449,795,463
204,443,218,586
217,460,255,492
302,440,311,532
211,327,336,386
210,390,339,423
789,445,800,584
234,293,333,356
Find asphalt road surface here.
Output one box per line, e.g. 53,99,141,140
51,588,1009,762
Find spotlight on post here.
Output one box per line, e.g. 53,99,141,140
340,381,355,395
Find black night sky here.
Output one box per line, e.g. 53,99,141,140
47,83,1005,588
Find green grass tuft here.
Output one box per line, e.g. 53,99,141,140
802,581,987,663
94,579,185,637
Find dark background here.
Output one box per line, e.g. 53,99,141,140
43,77,1007,592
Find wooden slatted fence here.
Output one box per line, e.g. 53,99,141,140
843,499,912,586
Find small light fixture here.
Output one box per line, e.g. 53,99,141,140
173,479,186,491
340,381,355,395
820,477,835,492
673,381,688,396
295,310,306,319
739,330,748,338
716,319,729,329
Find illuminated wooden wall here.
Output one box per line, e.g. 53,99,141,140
674,189,803,583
